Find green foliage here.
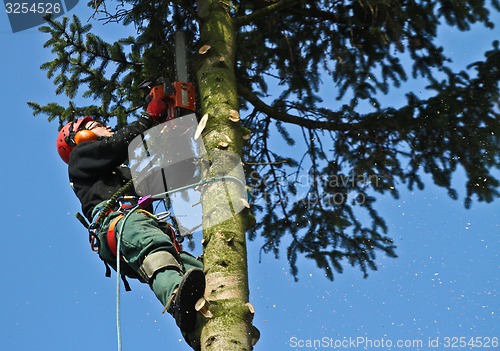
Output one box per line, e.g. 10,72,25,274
34,0,499,281
31,15,143,126
238,0,499,280
32,2,199,127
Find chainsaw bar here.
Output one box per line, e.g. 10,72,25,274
174,31,196,115
175,31,189,83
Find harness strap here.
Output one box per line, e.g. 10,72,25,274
170,225,183,253
94,180,135,229
107,213,134,292
107,214,125,258
137,209,183,253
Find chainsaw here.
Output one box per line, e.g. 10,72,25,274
139,31,196,119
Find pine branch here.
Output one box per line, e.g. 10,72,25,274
35,15,148,124
61,18,141,68
234,0,303,27
238,83,350,130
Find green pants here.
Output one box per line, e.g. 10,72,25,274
96,208,203,307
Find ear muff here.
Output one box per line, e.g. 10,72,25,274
74,129,98,145
57,116,95,163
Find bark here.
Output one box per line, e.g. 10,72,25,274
194,1,256,350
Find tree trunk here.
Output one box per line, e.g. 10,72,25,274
195,1,256,350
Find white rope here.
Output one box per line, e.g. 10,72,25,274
115,206,139,351
116,220,123,351
151,175,246,199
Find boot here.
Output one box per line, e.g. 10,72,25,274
166,268,206,333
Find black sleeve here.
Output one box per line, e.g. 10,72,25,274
69,117,154,178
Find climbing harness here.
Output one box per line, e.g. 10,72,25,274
76,175,245,282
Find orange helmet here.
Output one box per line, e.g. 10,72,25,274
56,116,96,163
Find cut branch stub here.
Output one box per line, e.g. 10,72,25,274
229,109,240,122
217,134,232,148
251,325,261,346
241,197,250,208
198,45,211,54
195,297,213,318
245,302,255,319
201,237,210,246
218,141,229,149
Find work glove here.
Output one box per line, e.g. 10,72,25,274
146,97,169,122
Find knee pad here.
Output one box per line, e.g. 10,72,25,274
138,251,182,283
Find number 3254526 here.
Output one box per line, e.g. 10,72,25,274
5,2,62,14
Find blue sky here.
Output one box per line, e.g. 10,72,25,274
1,4,498,351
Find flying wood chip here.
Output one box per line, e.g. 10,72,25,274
195,113,209,140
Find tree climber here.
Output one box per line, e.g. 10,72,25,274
56,93,205,350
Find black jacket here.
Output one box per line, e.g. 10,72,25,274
68,117,154,221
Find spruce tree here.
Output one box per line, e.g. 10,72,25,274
31,1,499,350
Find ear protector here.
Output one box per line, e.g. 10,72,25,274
74,129,98,144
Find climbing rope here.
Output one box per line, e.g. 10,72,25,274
94,179,135,229
115,205,139,351
150,175,246,200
